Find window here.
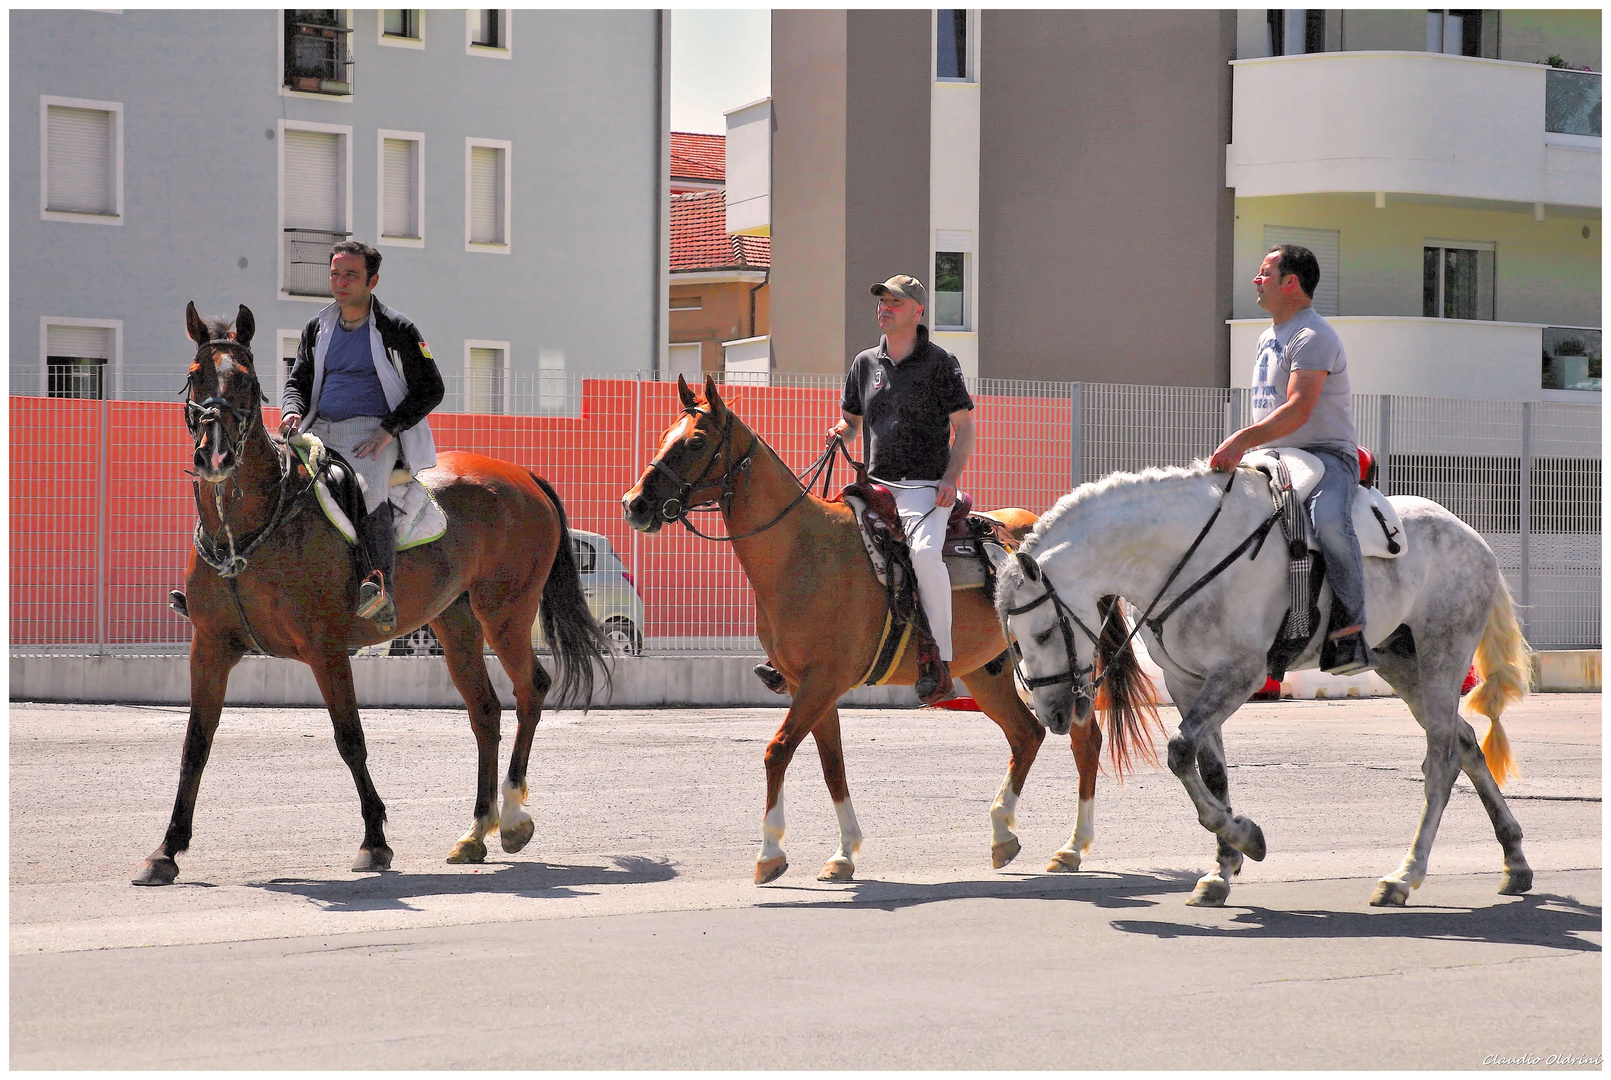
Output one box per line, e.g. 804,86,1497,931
41,97,122,224
1423,242,1495,321
1426,10,1484,57
1263,225,1340,316
670,295,702,311
466,342,509,414
667,342,702,384
1265,10,1324,56
1541,328,1601,392
281,122,351,297
936,10,968,80
378,131,423,245
465,139,510,251
467,9,510,54
42,320,119,400
933,252,967,330
1546,69,1601,138
380,9,421,45
284,10,353,95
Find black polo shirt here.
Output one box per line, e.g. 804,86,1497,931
840,325,974,482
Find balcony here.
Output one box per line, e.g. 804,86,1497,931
1226,52,1600,209
284,11,353,96
1228,316,1601,402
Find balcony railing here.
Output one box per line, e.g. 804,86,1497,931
283,228,349,297
1543,326,1602,392
1546,68,1601,137
284,11,353,95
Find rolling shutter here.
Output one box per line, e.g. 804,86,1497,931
1263,225,1340,316
382,138,419,238
47,324,112,361
469,145,503,243
468,346,504,414
284,129,341,231
47,106,114,214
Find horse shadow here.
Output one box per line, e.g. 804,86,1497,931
1110,891,1601,954
249,854,678,912
754,868,1202,913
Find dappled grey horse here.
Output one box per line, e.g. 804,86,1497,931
995,461,1532,907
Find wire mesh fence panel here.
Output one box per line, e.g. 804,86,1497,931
1079,383,1234,481
10,397,104,649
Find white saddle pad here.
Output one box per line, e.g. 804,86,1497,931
288,433,447,551
1244,447,1405,560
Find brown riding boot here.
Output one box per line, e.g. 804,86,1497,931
914,635,955,705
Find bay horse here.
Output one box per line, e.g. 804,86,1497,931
621,375,1158,884
133,303,612,885
995,462,1533,907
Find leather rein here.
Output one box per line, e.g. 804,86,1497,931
648,406,856,543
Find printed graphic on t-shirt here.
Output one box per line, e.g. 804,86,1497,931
1252,337,1284,419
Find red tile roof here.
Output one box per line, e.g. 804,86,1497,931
670,131,725,184
671,190,770,273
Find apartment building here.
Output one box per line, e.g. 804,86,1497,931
12,9,667,412
1228,9,1601,402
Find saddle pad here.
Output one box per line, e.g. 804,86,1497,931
1244,447,1404,560
843,494,997,590
288,434,447,551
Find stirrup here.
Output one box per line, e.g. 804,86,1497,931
356,571,390,619
168,590,189,620
1321,629,1376,676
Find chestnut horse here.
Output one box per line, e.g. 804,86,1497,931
133,303,611,885
622,375,1158,884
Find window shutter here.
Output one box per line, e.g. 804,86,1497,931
47,324,112,360
468,346,503,413
284,129,341,231
469,146,503,243
382,138,418,238
1262,225,1340,316
47,106,114,214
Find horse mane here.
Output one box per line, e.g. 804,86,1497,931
197,314,234,342
1092,595,1164,778
1023,461,1212,556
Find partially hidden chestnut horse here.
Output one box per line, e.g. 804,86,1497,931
622,374,1160,884
134,303,612,885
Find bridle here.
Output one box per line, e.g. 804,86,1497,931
644,405,853,543
1004,575,1102,706
184,338,263,476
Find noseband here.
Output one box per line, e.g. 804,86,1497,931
184,339,264,469
1004,576,1101,704
646,406,754,527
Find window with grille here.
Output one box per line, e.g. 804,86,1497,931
467,344,507,414
379,133,422,242
45,324,114,399
466,140,509,249
1422,242,1495,321
284,10,353,95
42,99,120,221
282,124,350,295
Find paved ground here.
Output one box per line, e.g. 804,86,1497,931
10,693,1602,1069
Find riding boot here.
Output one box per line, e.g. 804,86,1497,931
753,664,788,695
1321,628,1375,676
356,502,398,634
914,633,954,706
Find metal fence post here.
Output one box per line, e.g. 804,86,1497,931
1069,382,1083,487
1518,400,1532,636
631,372,642,607
96,397,111,653
1378,394,1392,494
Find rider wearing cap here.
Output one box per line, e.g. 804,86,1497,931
829,274,975,704
1210,243,1374,676
280,240,443,634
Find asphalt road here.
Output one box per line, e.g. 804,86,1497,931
10,694,1602,1069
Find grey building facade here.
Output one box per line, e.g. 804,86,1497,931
11,9,667,409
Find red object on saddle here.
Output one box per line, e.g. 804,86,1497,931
1461,666,1479,695
1357,446,1375,486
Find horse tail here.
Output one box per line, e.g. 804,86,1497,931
1093,595,1165,779
1464,573,1532,786
531,474,614,710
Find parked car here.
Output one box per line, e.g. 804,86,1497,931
386,529,645,657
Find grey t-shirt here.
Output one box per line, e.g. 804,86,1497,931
1250,307,1355,453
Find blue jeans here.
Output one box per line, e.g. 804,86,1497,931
1306,446,1367,632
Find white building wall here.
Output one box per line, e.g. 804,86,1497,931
929,10,981,381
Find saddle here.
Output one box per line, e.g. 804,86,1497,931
287,433,447,553
1248,446,1402,681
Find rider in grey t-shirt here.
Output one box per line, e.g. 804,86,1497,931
1251,307,1355,454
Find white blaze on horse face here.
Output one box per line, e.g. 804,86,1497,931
759,792,786,862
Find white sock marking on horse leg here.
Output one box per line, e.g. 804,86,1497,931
500,779,530,831
831,797,862,862
990,772,1018,846
1073,797,1095,853
758,793,786,863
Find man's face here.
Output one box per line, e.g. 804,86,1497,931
1253,252,1295,313
876,291,922,336
330,253,377,309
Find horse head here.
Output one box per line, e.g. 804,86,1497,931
622,373,745,534
995,548,1098,736
183,301,265,484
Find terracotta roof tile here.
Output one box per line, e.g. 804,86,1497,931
670,131,725,183
670,190,770,273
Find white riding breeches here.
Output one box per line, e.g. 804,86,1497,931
885,481,954,661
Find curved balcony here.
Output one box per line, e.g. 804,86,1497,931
1227,52,1600,209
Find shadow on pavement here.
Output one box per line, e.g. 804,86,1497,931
249,854,678,911
754,869,1200,912
1111,891,1601,953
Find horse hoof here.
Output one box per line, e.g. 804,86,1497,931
447,837,487,864
755,856,788,885
1187,877,1230,906
352,845,393,872
1045,850,1082,873
500,817,535,854
1499,868,1534,895
1233,818,1267,862
1370,879,1411,907
991,837,1022,869
132,855,179,886
817,859,855,882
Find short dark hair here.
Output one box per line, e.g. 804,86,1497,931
1267,244,1319,299
330,240,382,279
